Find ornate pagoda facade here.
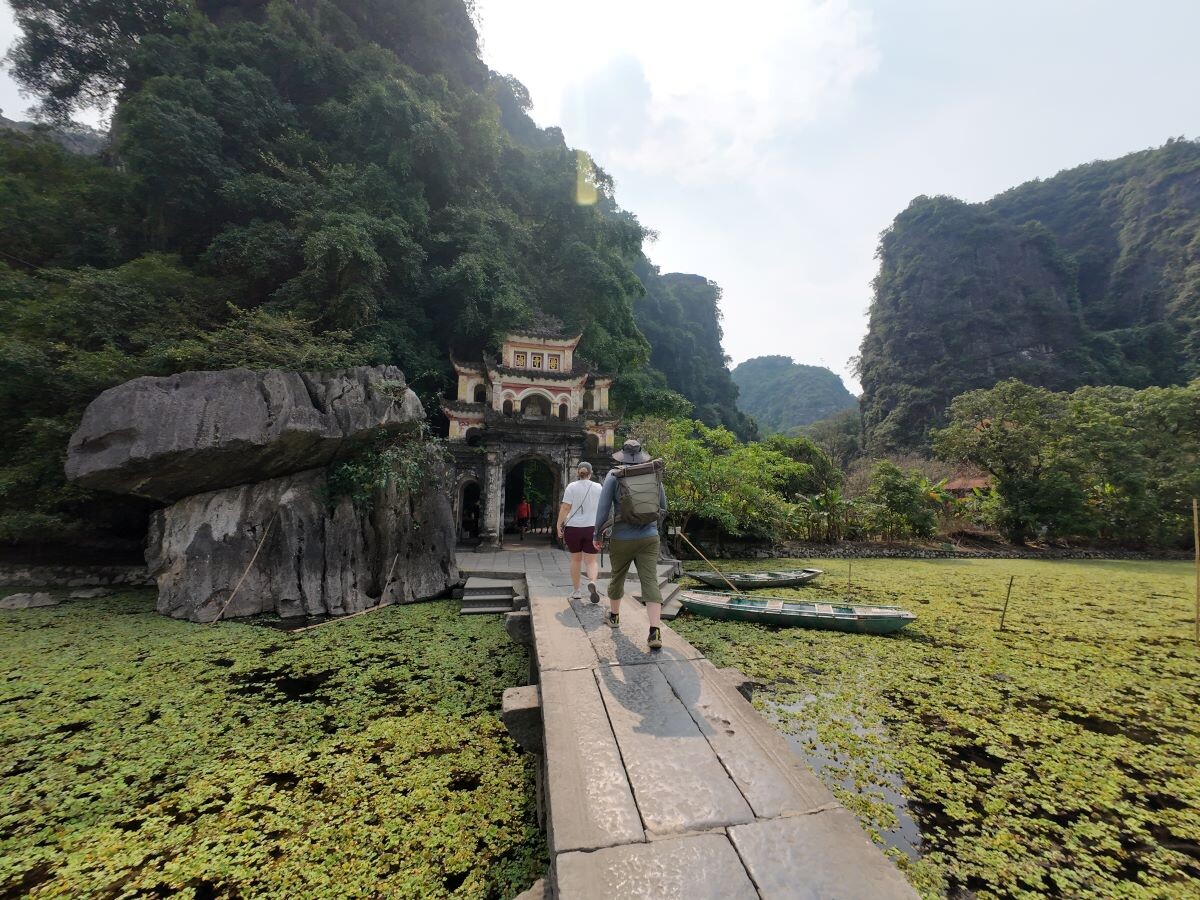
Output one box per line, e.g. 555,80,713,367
442,333,619,548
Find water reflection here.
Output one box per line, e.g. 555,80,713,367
765,692,926,861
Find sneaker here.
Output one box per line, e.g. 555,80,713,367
570,589,582,600
648,627,662,650
587,581,600,604
605,612,620,628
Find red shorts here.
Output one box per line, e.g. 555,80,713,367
564,526,597,554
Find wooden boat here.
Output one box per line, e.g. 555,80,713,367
678,589,916,635
689,568,823,590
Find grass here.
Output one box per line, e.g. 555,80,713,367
0,591,546,899
672,557,1200,899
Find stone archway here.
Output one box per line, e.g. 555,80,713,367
501,452,564,544
456,478,481,542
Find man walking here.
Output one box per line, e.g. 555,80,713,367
557,461,602,602
593,439,668,650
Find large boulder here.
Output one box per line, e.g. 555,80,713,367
66,366,424,502
146,467,457,622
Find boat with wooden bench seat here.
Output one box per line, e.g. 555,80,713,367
689,568,823,590
679,589,917,634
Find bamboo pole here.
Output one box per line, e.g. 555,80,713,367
677,530,744,595
999,575,1015,631
286,602,389,634
847,561,853,595
1193,498,1198,645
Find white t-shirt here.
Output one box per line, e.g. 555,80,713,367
561,478,602,527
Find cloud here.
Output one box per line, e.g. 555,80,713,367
478,0,879,181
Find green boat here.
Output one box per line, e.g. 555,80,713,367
679,589,916,635
689,568,823,590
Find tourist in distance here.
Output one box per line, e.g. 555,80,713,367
593,438,668,650
515,496,532,535
557,461,602,602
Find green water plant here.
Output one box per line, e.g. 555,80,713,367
0,592,546,898
674,557,1200,899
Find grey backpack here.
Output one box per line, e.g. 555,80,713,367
612,459,665,525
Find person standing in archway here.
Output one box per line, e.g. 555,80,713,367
557,461,602,602
516,496,532,535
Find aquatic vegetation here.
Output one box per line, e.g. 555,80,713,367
0,592,546,898
674,558,1200,898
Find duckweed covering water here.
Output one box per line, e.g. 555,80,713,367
673,558,1200,899
0,592,546,899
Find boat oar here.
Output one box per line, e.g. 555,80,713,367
677,529,745,595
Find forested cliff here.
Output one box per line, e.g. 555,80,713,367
0,0,743,542
730,356,856,434
858,139,1200,451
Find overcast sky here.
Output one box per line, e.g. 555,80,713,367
4,2,1200,392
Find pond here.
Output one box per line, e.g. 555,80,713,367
672,557,1200,899
0,592,546,899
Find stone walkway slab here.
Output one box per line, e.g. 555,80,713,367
658,658,838,818
555,833,758,900
540,668,644,853
594,662,754,836
728,812,919,898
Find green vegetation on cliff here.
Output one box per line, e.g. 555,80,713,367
731,355,856,434
630,261,755,438
0,0,743,542
858,139,1200,452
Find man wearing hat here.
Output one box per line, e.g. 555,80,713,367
593,438,668,650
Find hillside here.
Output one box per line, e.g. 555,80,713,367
0,0,742,542
731,356,856,434
858,139,1200,451
631,263,756,439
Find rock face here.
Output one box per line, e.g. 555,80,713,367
147,465,457,622
66,366,423,502
65,364,458,622
0,592,58,609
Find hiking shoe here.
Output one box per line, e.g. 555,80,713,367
605,612,620,628
587,581,600,604
570,589,582,600
648,627,662,650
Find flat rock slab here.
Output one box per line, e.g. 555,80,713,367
568,585,703,667
658,658,837,818
527,582,597,672
555,833,758,900
0,592,58,609
540,668,643,852
594,662,753,836
66,365,423,502
728,812,918,899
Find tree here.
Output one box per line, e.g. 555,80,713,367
631,417,803,548
932,380,1088,542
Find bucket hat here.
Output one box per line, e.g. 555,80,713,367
612,438,651,465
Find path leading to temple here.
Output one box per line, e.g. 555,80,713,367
458,549,917,899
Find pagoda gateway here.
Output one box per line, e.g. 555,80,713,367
442,332,619,548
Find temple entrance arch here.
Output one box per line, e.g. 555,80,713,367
503,454,559,540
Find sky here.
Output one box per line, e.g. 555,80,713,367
3,2,1200,392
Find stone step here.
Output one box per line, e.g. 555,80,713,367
459,599,514,615
461,591,514,603
463,576,517,598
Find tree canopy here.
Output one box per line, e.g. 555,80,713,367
0,0,742,543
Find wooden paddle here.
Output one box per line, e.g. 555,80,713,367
677,529,745,595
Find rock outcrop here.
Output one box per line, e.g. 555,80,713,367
147,467,456,622
66,366,423,502
0,592,58,609
65,365,457,622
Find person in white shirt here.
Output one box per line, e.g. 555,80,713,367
557,461,602,602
